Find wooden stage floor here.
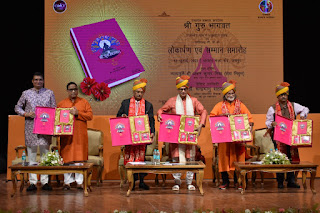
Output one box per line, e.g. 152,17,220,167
1,174,320,212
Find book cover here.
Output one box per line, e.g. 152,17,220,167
33,107,56,135
110,117,133,146
70,18,144,87
129,115,152,144
158,114,180,143
274,115,293,146
54,108,74,135
134,117,146,132
209,116,232,143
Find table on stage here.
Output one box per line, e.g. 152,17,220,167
234,161,318,195
9,162,94,197
125,161,206,196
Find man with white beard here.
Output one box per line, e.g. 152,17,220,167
210,80,254,190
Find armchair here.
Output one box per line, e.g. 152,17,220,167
86,128,104,186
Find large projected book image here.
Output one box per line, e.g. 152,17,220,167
70,18,145,87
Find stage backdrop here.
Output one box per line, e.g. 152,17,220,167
45,0,283,114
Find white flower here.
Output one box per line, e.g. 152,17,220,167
245,209,251,213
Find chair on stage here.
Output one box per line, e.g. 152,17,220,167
212,132,264,186
118,131,159,187
11,137,58,184
246,128,275,186
86,128,104,186
53,128,104,186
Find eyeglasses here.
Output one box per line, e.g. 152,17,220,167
67,88,78,92
179,88,188,91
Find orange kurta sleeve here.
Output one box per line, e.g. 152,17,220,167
210,101,223,116
77,99,93,122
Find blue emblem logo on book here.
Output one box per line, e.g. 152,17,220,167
40,113,50,122
91,36,121,59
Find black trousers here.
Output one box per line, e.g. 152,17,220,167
133,173,148,182
275,144,296,184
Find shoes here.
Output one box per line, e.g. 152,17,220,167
287,182,300,188
26,184,37,191
278,182,284,189
172,184,180,191
187,184,196,191
139,182,150,190
42,183,52,191
63,184,71,190
219,183,229,190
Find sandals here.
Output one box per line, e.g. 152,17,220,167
172,185,180,191
187,184,196,191
172,184,196,191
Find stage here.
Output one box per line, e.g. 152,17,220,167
1,174,319,212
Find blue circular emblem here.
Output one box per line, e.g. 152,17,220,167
259,0,273,14
53,0,67,13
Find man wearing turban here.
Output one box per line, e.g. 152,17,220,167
116,78,155,190
210,80,254,190
157,75,207,191
266,82,309,189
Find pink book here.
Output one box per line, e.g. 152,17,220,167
187,133,197,142
110,117,132,146
134,117,146,132
158,114,180,143
180,132,187,142
141,132,150,141
233,116,245,130
297,121,308,134
209,116,232,143
184,117,195,132
274,115,293,145
59,110,70,123
70,18,144,87
33,107,56,135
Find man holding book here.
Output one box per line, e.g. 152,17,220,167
265,82,309,188
157,75,207,191
116,78,155,190
15,72,56,191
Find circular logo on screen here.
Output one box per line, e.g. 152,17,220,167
53,0,67,13
259,0,273,14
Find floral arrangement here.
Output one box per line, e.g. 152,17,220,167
80,77,111,101
261,149,291,165
40,151,64,166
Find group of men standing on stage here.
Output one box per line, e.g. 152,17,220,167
15,72,309,192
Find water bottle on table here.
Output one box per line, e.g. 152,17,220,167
22,150,27,166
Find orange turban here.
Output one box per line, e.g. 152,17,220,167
176,75,190,89
275,82,290,97
222,80,236,95
133,78,147,91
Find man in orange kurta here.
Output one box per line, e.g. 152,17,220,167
58,82,93,189
210,80,253,190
